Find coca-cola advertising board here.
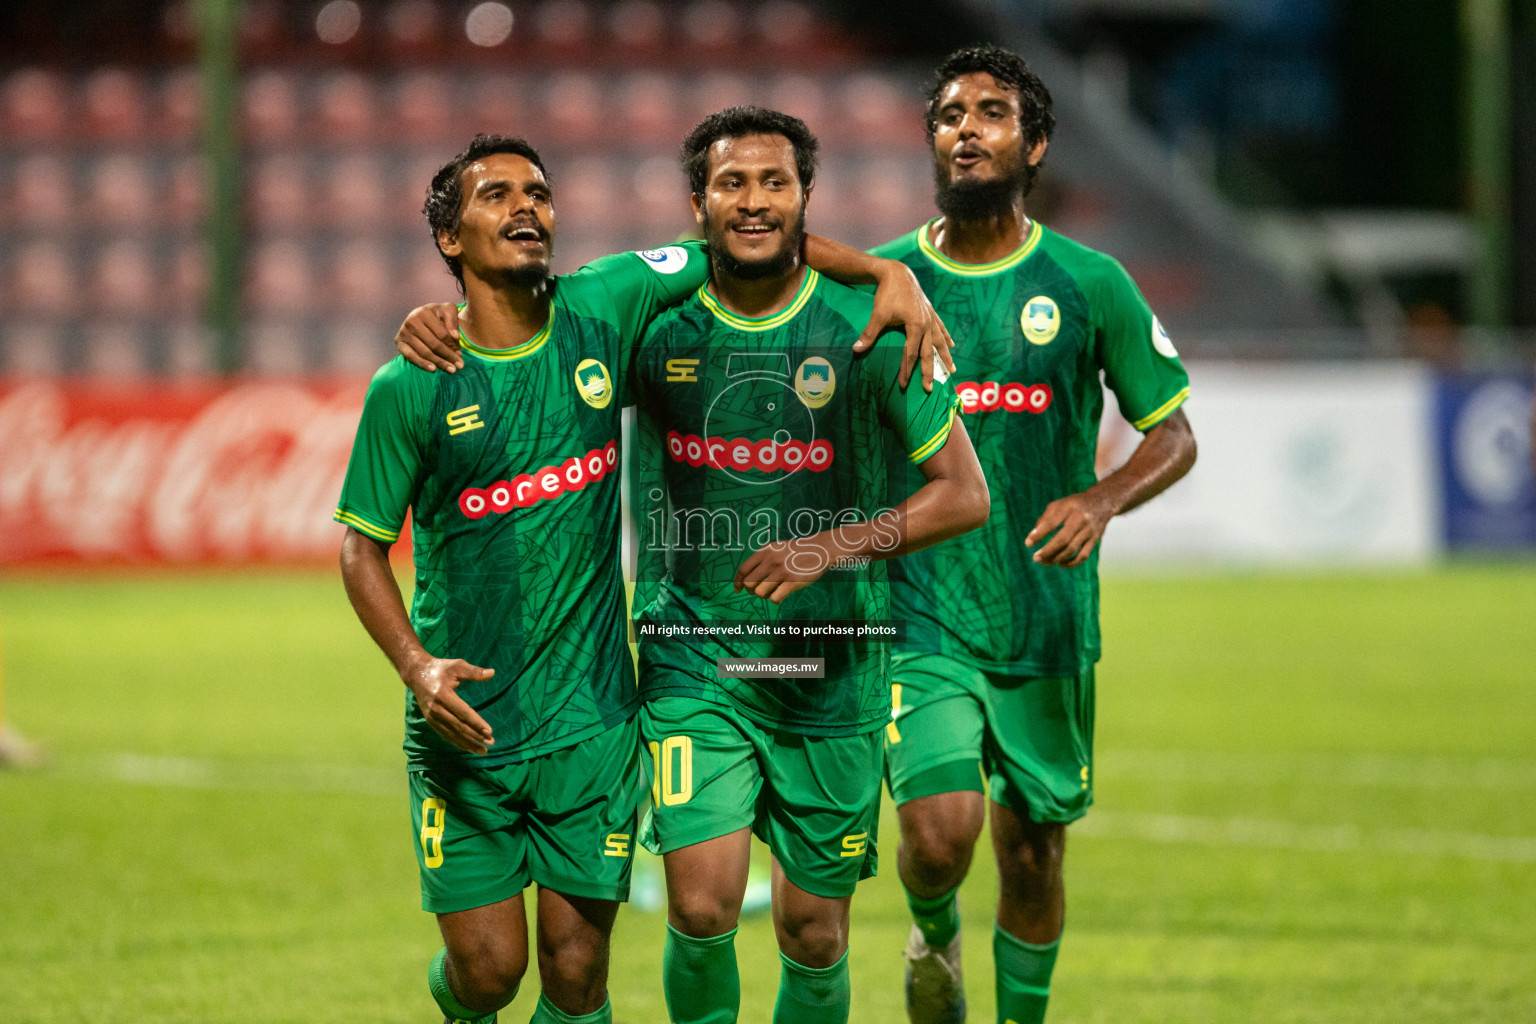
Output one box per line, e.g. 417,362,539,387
0,378,376,565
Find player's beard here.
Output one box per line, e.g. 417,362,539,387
703,206,807,282
933,156,1031,223
496,262,551,290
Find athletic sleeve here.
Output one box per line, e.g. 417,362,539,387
333,358,432,544
563,240,710,348
867,329,963,465
1093,257,1191,431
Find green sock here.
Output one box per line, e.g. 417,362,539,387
529,992,611,1024
772,949,850,1024
905,885,961,947
428,946,501,1024
662,923,740,1024
993,925,1060,1024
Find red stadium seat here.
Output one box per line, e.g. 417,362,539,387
83,325,148,377
246,241,315,313
93,240,158,317
9,241,73,315
244,321,307,374
9,155,73,229
393,72,456,141
556,157,618,231
249,155,309,229
333,239,391,311
2,69,70,141
682,2,742,55
3,321,66,376
81,68,149,140
327,321,385,374
91,155,156,228
766,74,826,133
243,71,301,145
166,155,207,227
398,153,447,227
843,73,917,145
384,0,446,61
168,241,209,314
158,68,202,140
541,72,601,142
534,0,595,56
617,72,680,143
691,72,752,124
857,159,923,234
608,0,665,55
164,323,214,377
630,153,688,231
316,73,377,142
405,247,459,302
323,155,388,226
466,74,522,137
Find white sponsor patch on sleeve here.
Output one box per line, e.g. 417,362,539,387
1151,316,1179,359
635,246,690,275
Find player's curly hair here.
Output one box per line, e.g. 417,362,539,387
680,106,819,197
925,44,1055,190
423,134,551,288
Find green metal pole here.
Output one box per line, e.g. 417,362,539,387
1463,0,1513,327
201,0,241,372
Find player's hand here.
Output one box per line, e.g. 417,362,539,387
733,535,841,604
852,262,956,393
402,656,495,754
1026,490,1116,568
395,303,464,373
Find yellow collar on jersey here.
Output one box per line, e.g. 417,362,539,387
698,268,820,332
455,302,554,361
917,218,1042,276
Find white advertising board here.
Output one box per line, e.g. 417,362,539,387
1099,362,1440,566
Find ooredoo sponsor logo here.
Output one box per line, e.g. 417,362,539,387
956,381,1054,415
458,440,618,519
667,430,833,474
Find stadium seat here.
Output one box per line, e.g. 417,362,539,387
166,155,207,226
1,321,66,376
82,68,149,140
317,73,377,142
404,247,459,303
250,155,309,229
533,0,595,56
857,158,924,233
243,71,301,144
243,321,308,374
323,155,388,226
383,0,445,60
690,71,753,123
842,73,916,145
766,74,826,132
83,324,148,377
393,72,456,141
397,153,447,226
326,321,386,374
167,242,208,314
333,239,391,311
93,240,158,316
8,154,73,229
163,322,214,376
2,69,70,141
556,157,617,230
9,241,73,314
541,72,601,142
158,68,201,140
617,71,680,143
91,155,156,228
465,74,523,137
681,1,742,54
608,1,666,54
629,154,688,231
246,240,314,313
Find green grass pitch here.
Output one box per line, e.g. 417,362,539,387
1,565,1533,1022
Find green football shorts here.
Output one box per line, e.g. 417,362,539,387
883,651,1095,824
407,716,642,914
638,695,882,899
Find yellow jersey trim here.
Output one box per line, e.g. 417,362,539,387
917,218,1043,276
1131,386,1190,431
457,304,554,361
908,401,960,463
698,269,820,332
334,509,400,543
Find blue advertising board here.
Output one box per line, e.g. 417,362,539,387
1434,371,1536,548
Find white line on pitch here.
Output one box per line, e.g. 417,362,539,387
70,752,399,796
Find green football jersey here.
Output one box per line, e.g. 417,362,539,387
334,242,707,767
872,219,1190,676
630,269,960,737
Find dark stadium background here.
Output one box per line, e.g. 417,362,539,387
0,2,1532,1022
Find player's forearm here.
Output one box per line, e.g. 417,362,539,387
1092,408,1196,517
340,529,433,681
834,430,989,561
804,233,897,287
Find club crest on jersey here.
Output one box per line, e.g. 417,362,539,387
635,245,690,275
1152,316,1179,359
1021,295,1060,345
575,358,613,409
794,357,836,409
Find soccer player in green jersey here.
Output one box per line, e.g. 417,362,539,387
630,107,990,1024
338,134,714,1024
874,47,1199,1024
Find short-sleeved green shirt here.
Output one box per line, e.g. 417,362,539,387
335,243,707,767
873,220,1190,676
630,269,961,736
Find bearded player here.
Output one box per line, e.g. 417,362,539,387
629,107,989,1024
876,46,1198,1024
